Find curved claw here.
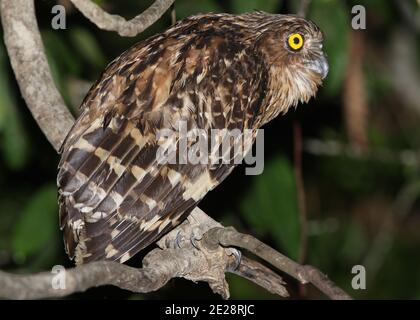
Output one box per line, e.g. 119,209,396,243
191,233,202,250
229,249,242,271
175,229,202,249
175,230,184,248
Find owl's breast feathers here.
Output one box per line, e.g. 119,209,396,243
58,14,270,264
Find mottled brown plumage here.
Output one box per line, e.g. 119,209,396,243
57,12,328,265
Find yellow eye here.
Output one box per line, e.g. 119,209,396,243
287,33,304,51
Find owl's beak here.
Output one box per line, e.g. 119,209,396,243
307,55,329,80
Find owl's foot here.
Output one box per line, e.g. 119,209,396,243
175,228,203,249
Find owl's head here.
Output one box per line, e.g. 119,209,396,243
249,13,328,121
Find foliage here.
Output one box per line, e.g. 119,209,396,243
241,157,300,260
0,45,30,170
11,184,59,266
309,0,350,96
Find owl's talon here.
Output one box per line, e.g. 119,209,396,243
191,234,201,250
229,249,242,271
175,229,202,249
175,230,184,248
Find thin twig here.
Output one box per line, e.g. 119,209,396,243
343,30,369,151
294,121,308,298
294,121,308,265
294,0,311,298
230,256,289,297
299,266,352,300
297,0,311,17
170,3,177,25
303,138,420,168
69,0,175,37
393,0,420,34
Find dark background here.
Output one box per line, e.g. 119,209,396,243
0,0,419,299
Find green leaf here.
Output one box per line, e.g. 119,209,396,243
340,221,368,262
12,184,59,262
309,0,350,96
43,30,92,107
42,31,83,76
0,45,30,170
0,195,24,251
231,0,279,14
69,27,107,69
241,156,300,259
2,108,30,171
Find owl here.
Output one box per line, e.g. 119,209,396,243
57,12,328,265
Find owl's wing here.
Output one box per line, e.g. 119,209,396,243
58,23,267,264
58,114,207,264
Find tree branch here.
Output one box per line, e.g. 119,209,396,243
0,226,351,300
393,0,420,35
0,0,351,300
0,253,171,299
202,227,352,300
0,0,74,151
0,218,290,299
69,0,175,37
0,247,229,299
0,209,291,300
303,138,420,168
297,0,311,17
231,256,289,297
